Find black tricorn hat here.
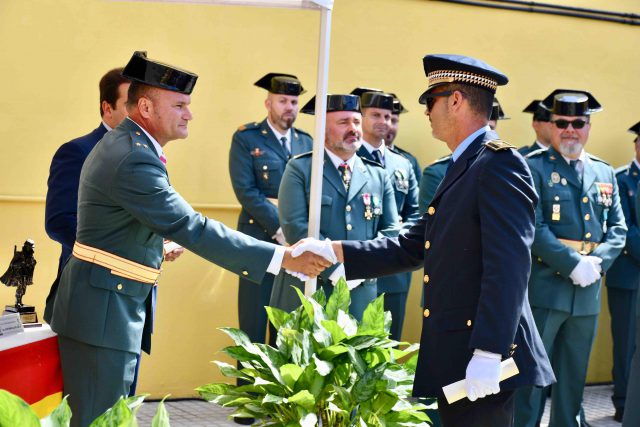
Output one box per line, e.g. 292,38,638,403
541,89,602,116
419,54,508,104
350,87,394,110
629,121,640,136
490,98,509,121
389,93,408,114
523,99,551,122
122,51,197,94
254,73,305,95
301,94,361,115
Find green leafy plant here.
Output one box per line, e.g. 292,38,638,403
198,279,430,426
0,390,171,427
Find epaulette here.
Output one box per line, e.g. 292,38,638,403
237,121,261,132
524,148,547,159
294,127,312,138
428,154,452,165
587,153,610,165
292,151,313,159
484,139,516,152
615,164,630,175
361,157,384,167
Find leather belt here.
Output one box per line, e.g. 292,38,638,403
72,241,160,284
557,238,600,255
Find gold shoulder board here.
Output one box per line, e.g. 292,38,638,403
485,139,516,151
237,124,247,131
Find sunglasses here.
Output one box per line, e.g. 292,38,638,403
425,91,453,112
551,119,588,129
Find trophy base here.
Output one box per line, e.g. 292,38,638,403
4,304,40,326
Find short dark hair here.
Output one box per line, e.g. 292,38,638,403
126,81,157,109
99,67,129,117
448,83,494,120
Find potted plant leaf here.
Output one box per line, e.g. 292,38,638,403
198,279,430,426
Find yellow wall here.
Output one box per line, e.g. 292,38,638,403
0,0,639,397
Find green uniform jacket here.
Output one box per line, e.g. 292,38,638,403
518,141,545,156
270,151,400,312
607,162,640,290
51,118,276,354
526,147,626,315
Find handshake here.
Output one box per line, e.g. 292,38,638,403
280,238,357,285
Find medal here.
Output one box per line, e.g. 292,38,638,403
552,204,561,221
372,194,382,216
561,178,567,186
551,172,560,184
362,193,373,220
596,182,613,207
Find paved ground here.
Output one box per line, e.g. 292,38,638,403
136,384,621,426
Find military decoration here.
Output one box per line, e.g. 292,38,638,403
551,172,560,184
372,194,382,216
394,169,409,191
596,182,613,207
561,178,567,186
250,148,264,157
362,193,373,220
552,204,561,221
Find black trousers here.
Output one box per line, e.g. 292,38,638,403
437,390,515,427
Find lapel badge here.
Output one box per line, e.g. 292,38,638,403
251,148,264,157
362,193,373,220
551,172,560,184
561,178,567,186
552,204,561,221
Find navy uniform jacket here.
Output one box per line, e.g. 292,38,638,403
270,151,400,312
51,119,276,355
341,131,554,398
357,145,418,294
526,147,626,315
44,123,108,321
229,119,313,241
605,162,640,289
418,155,450,214
394,145,422,182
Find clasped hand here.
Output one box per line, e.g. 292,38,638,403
569,255,602,287
280,238,337,279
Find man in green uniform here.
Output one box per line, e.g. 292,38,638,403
488,98,509,130
514,90,626,427
228,73,313,350
352,87,420,339
270,94,400,321
387,93,422,181
519,99,552,156
606,121,640,421
50,52,329,427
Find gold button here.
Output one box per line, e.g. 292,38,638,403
423,274,430,283
425,241,431,250
585,232,592,239
582,197,588,203
346,205,352,212
262,165,268,170
423,308,430,318
242,270,249,276
346,224,352,231
428,206,435,215
117,284,123,290
249,219,254,224
466,320,472,327
584,214,590,221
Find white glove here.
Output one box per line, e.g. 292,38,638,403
464,349,502,402
328,264,364,290
290,237,338,264
569,256,602,287
272,228,287,246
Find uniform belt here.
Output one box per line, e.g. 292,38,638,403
267,197,278,207
72,241,160,284
557,238,600,255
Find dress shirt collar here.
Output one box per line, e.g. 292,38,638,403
360,139,386,157
325,148,356,171
126,117,164,159
633,159,640,171
102,121,112,132
266,119,291,143
451,125,490,162
561,149,587,166
535,140,548,150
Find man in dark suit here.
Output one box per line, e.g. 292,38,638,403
228,73,313,352
606,121,640,421
518,99,552,156
352,87,419,339
50,52,329,427
386,94,422,181
293,54,555,426
45,67,130,323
